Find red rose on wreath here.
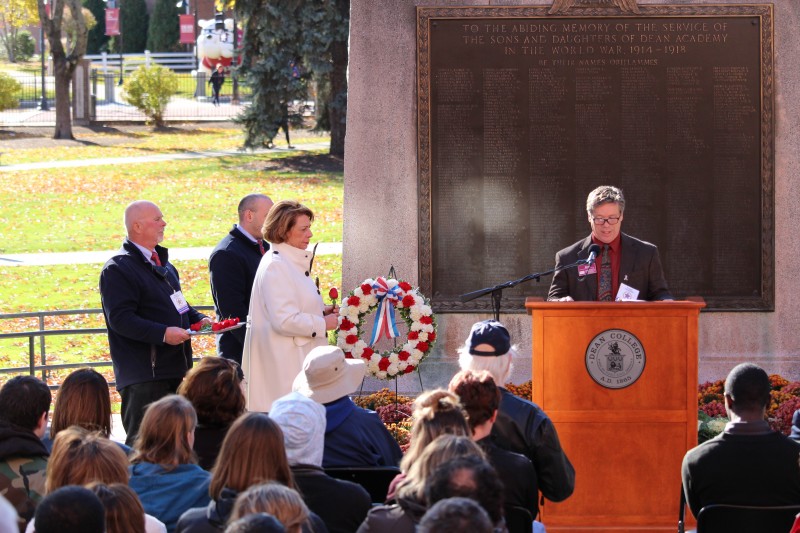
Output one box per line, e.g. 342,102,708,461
345,352,353,359
360,283,372,294
416,342,429,352
408,331,419,340
398,351,410,361
346,334,359,344
399,281,412,291
428,332,436,341
404,365,415,374
340,318,355,331
401,295,415,307
347,296,360,306
362,347,374,360
420,316,433,325
378,358,391,371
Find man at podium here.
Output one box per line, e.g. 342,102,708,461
548,185,672,302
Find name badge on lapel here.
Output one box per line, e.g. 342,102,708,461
170,291,190,314
578,263,597,277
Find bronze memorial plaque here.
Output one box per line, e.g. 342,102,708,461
417,4,774,312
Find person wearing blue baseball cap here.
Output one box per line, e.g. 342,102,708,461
457,320,575,504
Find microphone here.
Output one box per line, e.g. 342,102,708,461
585,244,601,266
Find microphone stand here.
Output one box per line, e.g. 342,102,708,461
459,257,589,321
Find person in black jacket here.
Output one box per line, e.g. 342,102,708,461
100,200,210,445
209,194,273,364
209,65,225,106
270,391,371,533
457,320,575,504
449,369,539,522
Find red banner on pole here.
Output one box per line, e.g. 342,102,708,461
179,14,195,44
105,8,120,36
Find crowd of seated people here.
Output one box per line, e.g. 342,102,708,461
5,320,800,533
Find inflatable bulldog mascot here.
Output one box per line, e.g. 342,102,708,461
196,14,240,74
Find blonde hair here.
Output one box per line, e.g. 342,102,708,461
87,483,146,533
46,427,129,493
131,395,197,468
209,412,295,500
400,389,470,472
397,434,484,502
262,200,314,244
230,482,310,533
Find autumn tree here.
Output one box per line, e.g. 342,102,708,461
234,0,349,156
0,0,39,62
38,0,88,139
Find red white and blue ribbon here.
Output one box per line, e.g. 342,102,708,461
369,277,402,346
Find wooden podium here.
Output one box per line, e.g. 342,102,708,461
525,298,705,533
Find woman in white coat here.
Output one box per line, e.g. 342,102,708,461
242,200,338,412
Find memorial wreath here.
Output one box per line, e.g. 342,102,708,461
336,277,437,379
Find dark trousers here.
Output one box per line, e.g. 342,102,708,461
120,378,183,446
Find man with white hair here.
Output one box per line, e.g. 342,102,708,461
458,319,575,503
270,391,371,533
100,200,210,444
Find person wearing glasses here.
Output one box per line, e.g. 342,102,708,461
547,185,672,302
100,200,211,446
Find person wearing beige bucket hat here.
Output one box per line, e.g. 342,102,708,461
292,346,402,468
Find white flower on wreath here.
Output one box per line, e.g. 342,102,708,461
417,332,429,342
422,324,434,333
409,307,422,321
410,322,423,332
420,304,433,316
376,370,388,379
388,363,399,375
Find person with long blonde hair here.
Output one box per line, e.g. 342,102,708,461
229,483,325,533
129,395,210,533
176,412,294,533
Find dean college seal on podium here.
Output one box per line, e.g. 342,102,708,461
585,329,645,389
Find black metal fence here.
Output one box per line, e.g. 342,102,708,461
1,70,251,125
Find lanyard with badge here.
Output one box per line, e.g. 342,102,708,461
152,264,189,314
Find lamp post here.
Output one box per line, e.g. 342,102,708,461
38,0,49,110
117,0,124,86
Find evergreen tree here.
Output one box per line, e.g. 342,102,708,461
120,0,148,52
234,0,349,155
83,0,108,53
146,0,180,52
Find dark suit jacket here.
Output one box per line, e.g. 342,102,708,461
100,240,206,389
547,232,672,301
209,225,265,364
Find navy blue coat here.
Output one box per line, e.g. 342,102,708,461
322,397,403,468
100,240,206,390
208,226,265,364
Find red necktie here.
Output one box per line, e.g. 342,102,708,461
258,240,266,255
150,251,162,267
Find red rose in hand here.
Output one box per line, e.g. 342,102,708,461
360,283,373,294
420,316,433,325
329,287,339,301
190,322,202,332
401,295,415,307
347,296,360,306
416,342,430,352
398,351,410,361
407,331,419,340
378,358,391,371
345,334,359,345
398,281,413,292
362,347,374,359
340,318,355,331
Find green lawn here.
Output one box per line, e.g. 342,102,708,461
0,152,342,254
0,126,343,385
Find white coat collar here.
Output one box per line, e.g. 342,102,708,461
272,242,313,272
